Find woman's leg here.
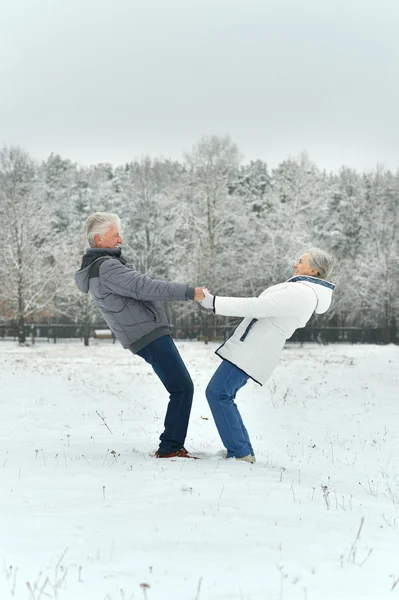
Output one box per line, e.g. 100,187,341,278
206,360,254,458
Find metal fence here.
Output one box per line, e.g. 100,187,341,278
0,320,397,345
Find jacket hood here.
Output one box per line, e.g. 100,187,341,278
74,248,124,294
287,275,336,314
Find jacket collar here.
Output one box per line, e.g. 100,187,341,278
287,275,336,291
80,247,125,270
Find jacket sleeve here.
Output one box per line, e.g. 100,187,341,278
214,284,317,318
99,260,192,301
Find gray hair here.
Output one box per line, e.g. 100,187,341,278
305,247,334,280
86,212,121,247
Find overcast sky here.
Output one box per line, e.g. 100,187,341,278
1,0,398,172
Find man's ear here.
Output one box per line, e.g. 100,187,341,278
93,233,102,246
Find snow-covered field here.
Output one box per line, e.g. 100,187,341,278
1,339,399,600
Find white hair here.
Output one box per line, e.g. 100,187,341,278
305,247,334,280
85,212,121,247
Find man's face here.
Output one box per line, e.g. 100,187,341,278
94,223,123,248
293,253,318,277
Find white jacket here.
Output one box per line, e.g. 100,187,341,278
214,276,335,385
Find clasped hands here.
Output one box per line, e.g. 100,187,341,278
194,287,214,309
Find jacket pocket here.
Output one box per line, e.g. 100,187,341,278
240,318,258,341
143,302,158,322
269,318,288,335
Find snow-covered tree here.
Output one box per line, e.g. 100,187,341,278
42,153,78,232
239,154,325,292
180,135,243,288
0,142,396,339
119,158,183,278
361,168,399,328
0,147,68,343
233,160,272,217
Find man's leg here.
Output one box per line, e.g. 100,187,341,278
136,335,194,454
205,360,254,458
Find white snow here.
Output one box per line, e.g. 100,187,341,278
1,340,399,600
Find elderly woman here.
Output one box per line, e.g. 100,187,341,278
200,248,335,463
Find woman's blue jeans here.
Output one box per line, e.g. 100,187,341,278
206,360,254,458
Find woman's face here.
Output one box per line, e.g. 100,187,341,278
293,253,318,277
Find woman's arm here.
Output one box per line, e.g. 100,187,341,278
213,285,317,319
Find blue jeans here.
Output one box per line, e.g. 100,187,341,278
136,335,194,454
206,360,254,458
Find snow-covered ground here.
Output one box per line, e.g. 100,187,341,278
1,339,399,600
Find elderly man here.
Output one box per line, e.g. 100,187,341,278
75,212,205,458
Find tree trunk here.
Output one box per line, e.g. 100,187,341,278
83,318,90,346
18,313,25,345
17,261,25,343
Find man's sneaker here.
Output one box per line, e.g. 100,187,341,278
236,454,256,463
155,447,198,459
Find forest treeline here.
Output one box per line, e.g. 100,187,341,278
0,136,398,343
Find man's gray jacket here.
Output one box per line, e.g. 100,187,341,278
74,248,195,353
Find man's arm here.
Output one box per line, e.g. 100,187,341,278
100,260,204,302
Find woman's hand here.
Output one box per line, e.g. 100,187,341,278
200,288,214,309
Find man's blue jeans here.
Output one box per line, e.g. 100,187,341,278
206,360,254,458
136,335,194,454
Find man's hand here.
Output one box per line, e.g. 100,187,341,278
200,288,214,309
194,287,206,301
